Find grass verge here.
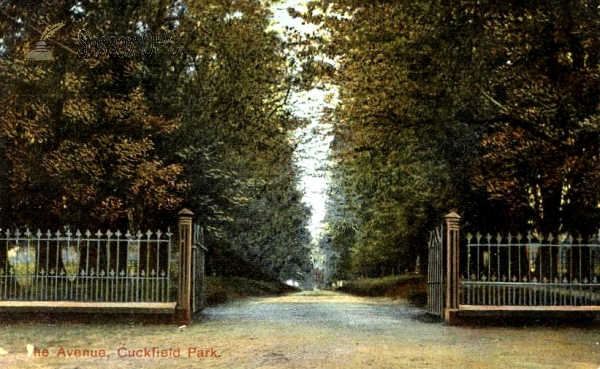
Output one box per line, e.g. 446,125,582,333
206,276,299,306
335,274,427,306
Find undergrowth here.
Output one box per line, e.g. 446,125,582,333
206,276,299,306
335,274,427,306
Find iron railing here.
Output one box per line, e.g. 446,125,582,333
461,232,600,306
0,228,176,303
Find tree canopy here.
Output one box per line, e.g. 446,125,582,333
304,0,600,278
5,0,600,283
0,0,312,282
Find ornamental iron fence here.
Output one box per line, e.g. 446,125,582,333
461,231,600,306
0,228,175,303
426,212,600,324
0,209,205,324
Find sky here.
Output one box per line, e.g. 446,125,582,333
270,1,335,241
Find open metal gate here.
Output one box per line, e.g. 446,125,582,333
192,223,207,314
427,225,444,316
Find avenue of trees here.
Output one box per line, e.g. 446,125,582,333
0,0,312,281
5,0,600,283
302,0,600,278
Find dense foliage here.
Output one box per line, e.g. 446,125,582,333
305,0,600,278
0,0,312,281
6,0,600,283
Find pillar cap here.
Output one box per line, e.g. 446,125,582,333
178,208,194,217
445,211,461,220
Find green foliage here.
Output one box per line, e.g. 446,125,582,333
168,0,312,281
335,274,426,306
205,276,299,306
0,0,312,281
313,1,453,278
309,0,600,277
0,0,186,230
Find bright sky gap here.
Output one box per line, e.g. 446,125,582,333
270,1,335,242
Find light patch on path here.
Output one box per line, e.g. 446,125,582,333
256,290,402,304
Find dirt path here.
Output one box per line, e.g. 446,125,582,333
2,290,600,368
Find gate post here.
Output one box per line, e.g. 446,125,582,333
444,212,461,323
178,208,194,324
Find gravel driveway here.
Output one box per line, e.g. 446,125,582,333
200,290,600,368
3,290,600,368
205,291,422,328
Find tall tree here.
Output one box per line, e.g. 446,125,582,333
170,0,313,280
0,0,185,230
0,0,313,280
307,0,600,277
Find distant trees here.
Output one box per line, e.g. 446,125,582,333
307,0,600,277
0,0,312,281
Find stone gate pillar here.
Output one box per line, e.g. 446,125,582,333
178,208,194,324
445,212,460,323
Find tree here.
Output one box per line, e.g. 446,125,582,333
0,0,313,281
0,0,185,230
169,0,312,280
468,1,600,235
306,0,600,277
